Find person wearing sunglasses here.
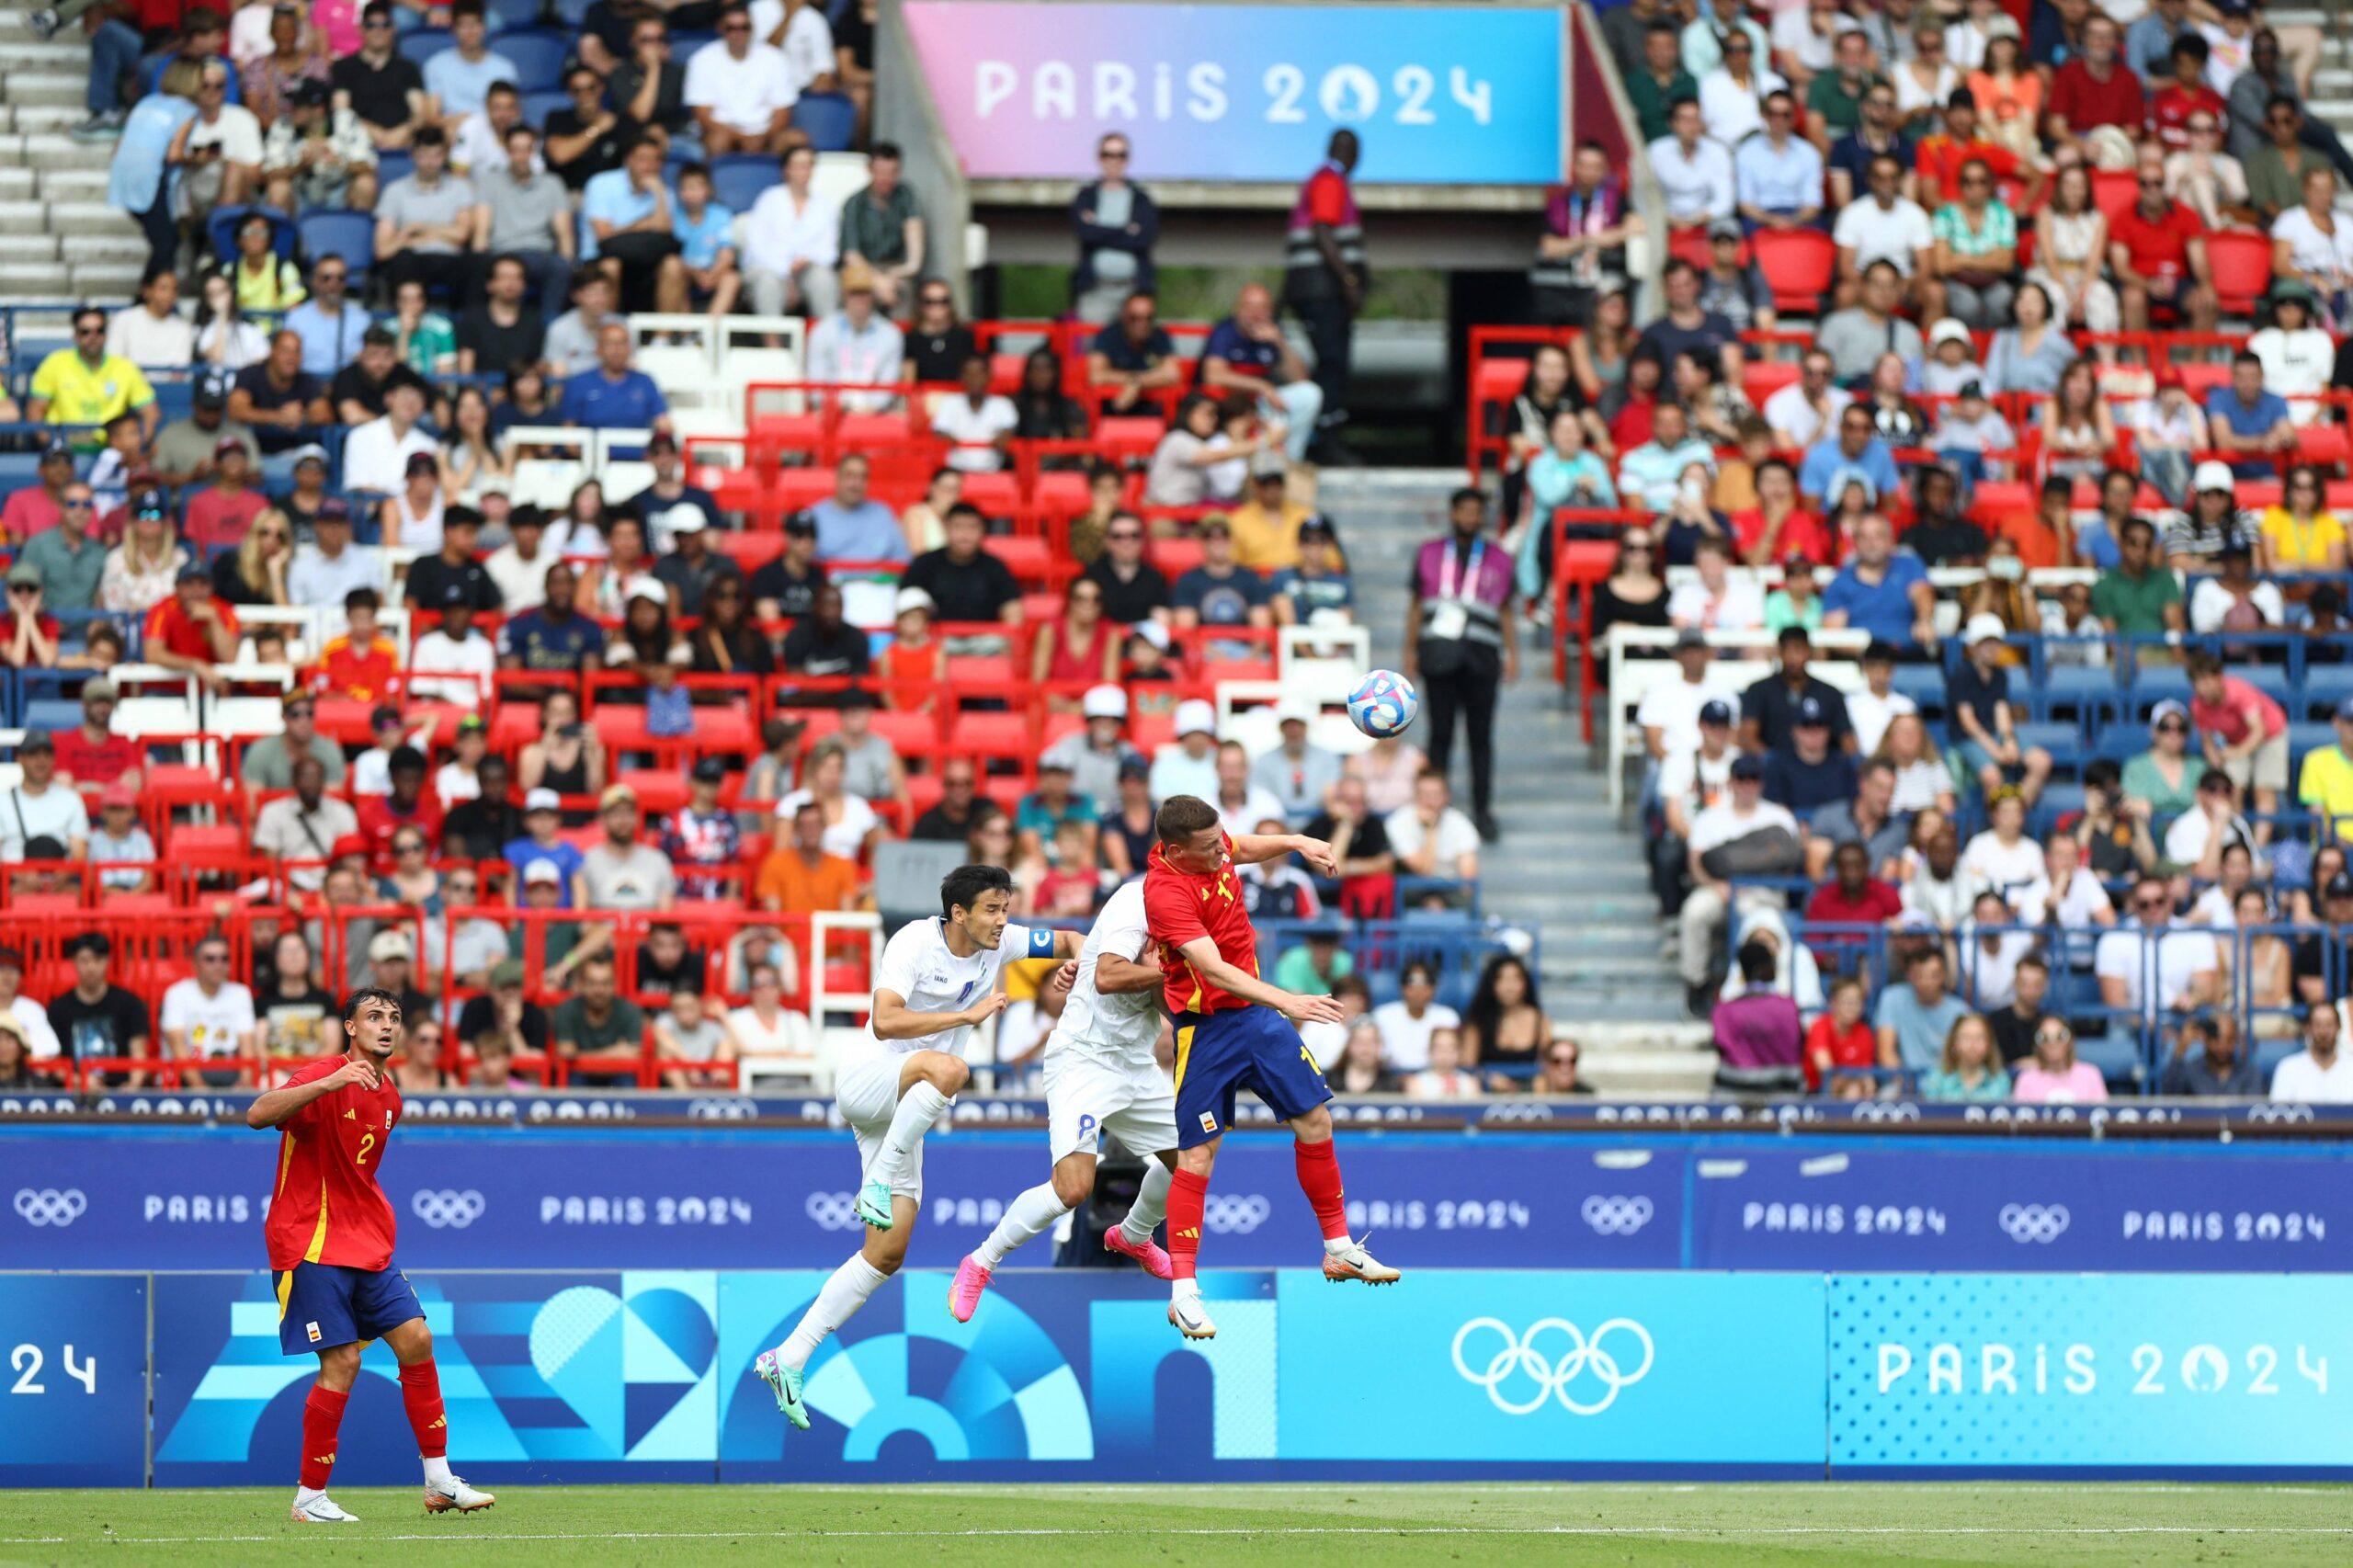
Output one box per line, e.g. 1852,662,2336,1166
27,307,160,451
1073,133,1157,324
2111,146,2222,334
2123,698,2210,820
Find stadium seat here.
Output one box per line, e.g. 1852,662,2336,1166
484,0,543,30
376,150,415,187
494,30,571,93
2301,664,2353,720
1751,229,1836,314
2088,168,2137,223
297,210,376,287
397,27,454,64
519,87,569,129
710,155,782,213
790,92,858,152
2206,232,2273,316
206,204,295,266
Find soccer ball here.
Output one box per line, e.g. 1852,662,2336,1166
1347,669,1418,739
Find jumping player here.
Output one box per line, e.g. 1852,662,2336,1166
949,879,1178,1320
1143,797,1400,1339
756,865,1085,1428
245,987,495,1523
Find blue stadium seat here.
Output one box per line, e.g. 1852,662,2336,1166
2026,780,2086,839
1889,663,1946,717
484,0,544,31
790,92,858,152
519,88,569,130
21,699,80,736
2038,663,2120,726
397,27,454,65
2015,720,2080,769
377,150,415,187
494,30,570,93
297,210,377,288
672,28,718,55
207,204,296,266
2125,665,2192,722
552,0,593,24
0,454,43,490
2301,663,2353,720
2232,663,2293,711
710,155,781,213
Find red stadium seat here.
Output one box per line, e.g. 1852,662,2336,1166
1743,359,1801,408
1751,229,1836,314
1666,227,1714,271
2206,232,2273,316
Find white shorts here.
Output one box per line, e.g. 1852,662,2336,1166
834,1047,931,1203
1043,1051,1178,1165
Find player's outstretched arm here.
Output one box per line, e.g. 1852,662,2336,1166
870,987,1008,1040
245,1058,378,1130
1231,833,1338,878
1173,937,1345,1025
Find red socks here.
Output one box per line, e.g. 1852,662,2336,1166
399,1359,449,1458
300,1385,348,1491
1167,1168,1208,1279
1294,1137,1350,1241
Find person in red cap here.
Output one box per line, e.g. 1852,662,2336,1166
185,436,269,551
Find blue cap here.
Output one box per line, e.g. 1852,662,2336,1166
1795,695,1828,725
1699,699,1734,726
1730,754,1766,780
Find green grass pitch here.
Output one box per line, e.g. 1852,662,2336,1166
6,1483,2352,1564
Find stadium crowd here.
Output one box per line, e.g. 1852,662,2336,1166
1524,0,2353,1102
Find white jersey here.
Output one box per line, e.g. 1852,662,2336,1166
1047,881,1165,1072
870,915,1055,1058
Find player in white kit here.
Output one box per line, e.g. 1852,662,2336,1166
948,879,1177,1321
755,864,1084,1429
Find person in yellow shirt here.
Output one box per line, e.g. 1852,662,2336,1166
2299,699,2353,843
2256,464,2350,574
28,307,158,449
1226,459,1320,571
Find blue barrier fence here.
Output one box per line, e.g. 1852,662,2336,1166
7,1126,2353,1274
11,1266,2353,1485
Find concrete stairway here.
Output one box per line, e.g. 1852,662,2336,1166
1316,470,1713,1097
0,5,153,305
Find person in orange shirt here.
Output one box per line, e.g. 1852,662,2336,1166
311,586,404,703
756,801,870,915
143,563,243,693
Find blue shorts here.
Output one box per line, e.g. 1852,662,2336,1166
275,1257,423,1356
1172,1004,1332,1148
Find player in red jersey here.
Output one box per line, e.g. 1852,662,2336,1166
1142,795,1401,1340
246,987,495,1524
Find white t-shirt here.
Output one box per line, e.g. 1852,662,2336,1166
161,978,256,1060
1385,804,1482,868
2270,207,2353,283
341,416,437,495
1214,785,1288,839
484,542,553,612
2188,577,2285,634
1846,687,1916,757
1832,199,1934,278
434,761,481,804
871,914,1056,1058
1658,744,1736,820
11,995,61,1061
1370,998,1461,1072
778,788,877,859
1688,799,1800,858
187,104,264,166
1763,382,1850,446
1889,758,1951,813
0,782,89,861
2270,1050,2353,1103
1959,831,2043,900
2249,325,2333,409
743,184,841,274
1636,672,1743,757
407,630,495,709
1956,925,2035,1010
685,40,798,132
1666,576,1767,632
1050,880,1162,1071
2019,865,2113,931
930,394,1018,472
750,0,835,92
2163,807,2257,871
2095,923,2220,1017
107,306,195,369
729,1003,815,1060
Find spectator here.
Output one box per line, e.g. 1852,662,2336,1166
1798,403,1903,512
2185,648,2286,825
1739,626,1851,754
2268,1001,2353,1101
2006,1015,2109,1102
1764,350,1852,451
1821,513,1935,653
108,267,196,370
1066,130,1158,322
1733,88,1822,228
1200,281,1323,464
744,142,840,317
895,504,1017,637
779,582,870,684
175,57,264,235
1943,614,2052,801
1270,924,1353,999
49,678,136,795
1836,153,1939,314
156,934,261,1087
1039,686,1143,817
140,563,241,695
242,692,347,797
1324,1018,1400,1095
1145,394,1258,508
1150,699,1221,801
803,264,905,403
1086,290,1182,415
652,985,737,1086
342,374,438,498
905,759,983,845
1806,837,1904,951
330,1,425,155
29,306,158,448
754,799,865,915
1647,95,1733,234
1171,516,1273,642
1273,517,1354,626
548,955,647,1085
541,66,627,194
2097,873,2222,1038
1201,742,1281,841
1918,1012,2010,1101
1245,703,1337,824
1677,754,1800,1008
581,133,688,313
2255,461,2349,575
1711,937,1806,1094
47,934,151,1085
1666,539,1763,633
1397,1026,1478,1100
838,141,925,313
1385,767,1481,888
901,284,977,385
2160,1013,2261,1096
1763,696,1859,815
1079,511,1169,625
928,354,1018,473
0,736,83,866
2165,768,2262,881
355,744,445,869
372,125,479,304
1461,953,1551,1085
778,740,880,859
1370,960,1459,1074
556,324,672,437
1874,944,1970,1078
683,1,795,154
465,131,574,317
455,958,550,1070
0,565,58,672
1804,973,1878,1097
1281,127,1363,459
1654,697,1737,912
573,783,676,912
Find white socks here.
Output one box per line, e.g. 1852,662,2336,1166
422,1455,452,1487
867,1083,951,1191
974,1181,1070,1270
779,1254,890,1371
1119,1162,1174,1245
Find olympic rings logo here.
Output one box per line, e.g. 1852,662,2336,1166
1202,1194,1271,1233
1580,1196,1654,1235
1998,1203,2071,1244
1450,1317,1655,1415
410,1189,486,1229
805,1191,864,1231
13,1187,85,1227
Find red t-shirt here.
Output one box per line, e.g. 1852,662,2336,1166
1731,507,1834,568
1915,135,2020,203
2190,675,2288,747
1302,165,1350,227
0,613,62,667
52,725,142,786
310,634,402,703
1,487,60,544
1804,878,1904,935
142,595,241,663
2049,59,2145,132
185,487,267,553
355,791,446,872
1804,1015,1878,1091
1143,831,1259,1016
263,1055,404,1273
2146,83,2226,151
2109,202,2204,282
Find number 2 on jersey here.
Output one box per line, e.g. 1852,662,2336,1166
356,1131,375,1168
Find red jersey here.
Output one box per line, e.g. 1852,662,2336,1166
264,1055,404,1272
2147,84,2226,151
355,790,445,871
310,634,402,703
1142,831,1259,1016
2109,202,2204,282
143,595,240,663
